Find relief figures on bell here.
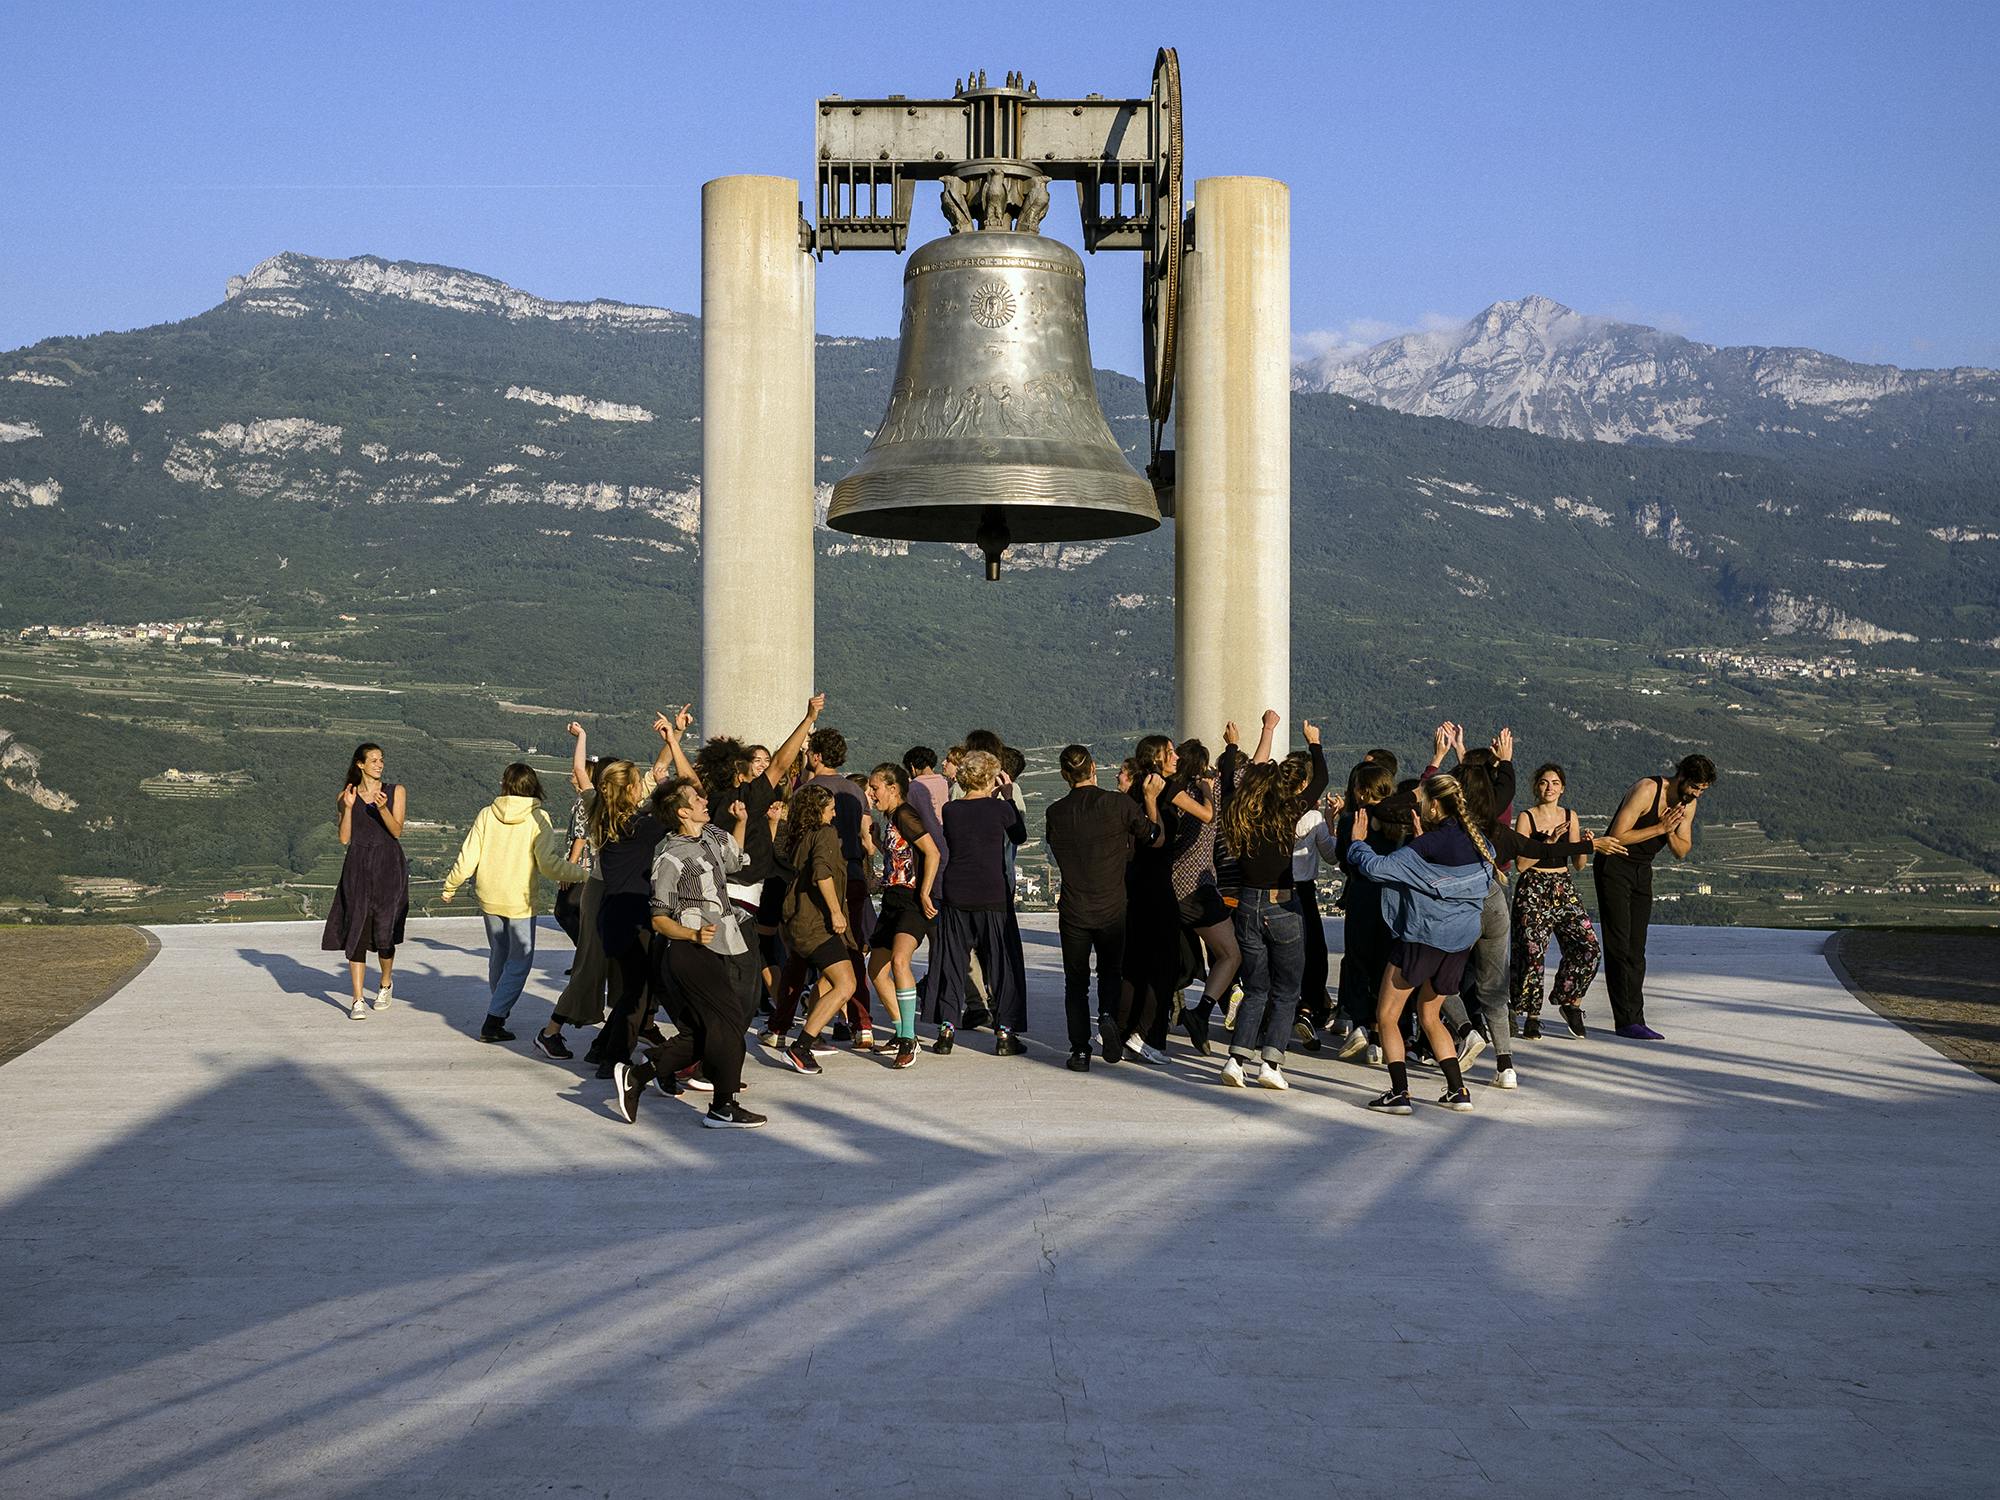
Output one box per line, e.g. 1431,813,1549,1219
873,371,1117,447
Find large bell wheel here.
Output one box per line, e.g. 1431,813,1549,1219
1144,45,1184,434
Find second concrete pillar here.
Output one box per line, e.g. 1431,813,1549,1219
1174,176,1292,751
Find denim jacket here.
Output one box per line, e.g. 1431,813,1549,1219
1342,840,1491,953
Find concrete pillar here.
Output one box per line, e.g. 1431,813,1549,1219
701,176,816,744
1174,177,1291,749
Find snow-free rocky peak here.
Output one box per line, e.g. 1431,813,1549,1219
1295,295,1999,446
224,253,687,330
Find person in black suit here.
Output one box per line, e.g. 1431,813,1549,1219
1043,744,1164,1071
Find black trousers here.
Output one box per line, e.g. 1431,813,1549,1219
1337,888,1390,1032
634,942,748,1101
1593,856,1653,1030
1058,912,1125,1053
597,892,659,1067
1296,880,1329,1027
930,905,1027,1033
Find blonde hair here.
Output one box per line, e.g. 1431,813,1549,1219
956,750,999,793
587,761,644,848
1416,773,1495,868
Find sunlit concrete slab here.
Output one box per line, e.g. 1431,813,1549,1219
1,917,1995,1498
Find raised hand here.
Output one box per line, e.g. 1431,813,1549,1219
1142,771,1166,800
1351,806,1370,841
1300,717,1321,746
1432,723,1452,763
728,799,747,823
1223,720,1240,746
674,703,694,736
807,691,826,720
1261,708,1280,732
1324,792,1345,819
339,784,358,809
1491,726,1514,762
652,711,672,740
565,720,584,739
1447,722,1466,756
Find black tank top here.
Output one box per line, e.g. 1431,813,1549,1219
1621,778,1672,866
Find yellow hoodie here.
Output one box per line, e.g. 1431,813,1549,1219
441,795,589,919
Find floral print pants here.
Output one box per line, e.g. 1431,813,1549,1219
1510,869,1601,1014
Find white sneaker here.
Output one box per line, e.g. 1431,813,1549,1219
1256,1061,1289,1091
1220,1057,1247,1087
348,997,368,1020
1457,1031,1486,1069
1495,1066,1519,1090
1126,1035,1167,1065
1365,1043,1385,1066
1222,986,1244,1032
371,984,393,1011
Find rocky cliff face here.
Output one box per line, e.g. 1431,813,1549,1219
225,252,687,330
1294,295,2000,448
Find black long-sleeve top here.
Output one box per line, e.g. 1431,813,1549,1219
941,795,1026,911
1230,743,1330,889
1044,784,1158,927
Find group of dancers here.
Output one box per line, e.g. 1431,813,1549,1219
321,696,1715,1129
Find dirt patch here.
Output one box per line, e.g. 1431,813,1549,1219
1830,928,2000,1086
0,925,158,1066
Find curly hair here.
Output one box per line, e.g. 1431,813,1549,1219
782,782,834,859
806,727,848,770
956,750,999,793
694,735,751,802
1220,762,1293,857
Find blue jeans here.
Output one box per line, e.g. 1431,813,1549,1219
483,914,537,1019
1229,889,1305,1063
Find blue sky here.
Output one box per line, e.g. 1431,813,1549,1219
3,0,1997,372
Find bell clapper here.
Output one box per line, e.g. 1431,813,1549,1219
976,508,1011,581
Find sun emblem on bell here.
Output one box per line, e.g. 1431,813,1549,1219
970,282,1017,328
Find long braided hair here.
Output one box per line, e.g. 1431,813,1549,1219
1416,773,1496,868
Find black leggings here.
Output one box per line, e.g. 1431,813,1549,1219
1296,880,1329,1027
597,892,658,1067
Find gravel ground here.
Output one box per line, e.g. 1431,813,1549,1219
1830,927,2000,1085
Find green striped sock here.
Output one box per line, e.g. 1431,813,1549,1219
896,987,918,1041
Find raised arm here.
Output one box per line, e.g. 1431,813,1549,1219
656,704,696,784
1253,708,1279,765
567,721,590,793
767,692,826,787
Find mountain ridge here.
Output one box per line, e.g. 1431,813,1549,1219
1294,293,2000,449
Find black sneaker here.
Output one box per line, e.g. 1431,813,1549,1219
808,1033,838,1056
1522,1015,1543,1040
612,1063,643,1123
653,1070,685,1097
931,1024,955,1055
479,1020,515,1044
783,1038,823,1075
1559,1005,1588,1039
1100,1024,1123,1064
830,1019,854,1043
583,1039,606,1066
704,1100,768,1129
1438,1086,1474,1112
533,1029,572,1060
1066,1049,1091,1072
1179,1004,1212,1056
1367,1089,1414,1116
994,1030,1026,1057
961,1005,993,1033
639,1022,669,1047
1298,1022,1324,1054
892,1038,917,1069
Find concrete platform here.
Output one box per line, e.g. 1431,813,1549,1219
1,916,1995,1498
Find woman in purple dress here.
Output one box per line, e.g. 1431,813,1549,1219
322,742,410,1019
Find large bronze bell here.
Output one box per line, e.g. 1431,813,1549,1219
827,230,1161,578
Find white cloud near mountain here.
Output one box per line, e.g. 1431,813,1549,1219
1292,311,1461,366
